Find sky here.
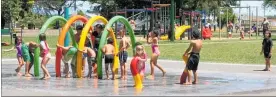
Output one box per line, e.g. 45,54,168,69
233,1,276,17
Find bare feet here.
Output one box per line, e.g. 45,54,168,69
17,72,23,76
147,75,154,79
65,74,70,78
42,76,51,80
15,68,19,73
182,82,192,85
25,73,32,77
192,81,198,84
162,71,166,77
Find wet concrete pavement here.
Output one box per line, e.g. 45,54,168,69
2,58,276,96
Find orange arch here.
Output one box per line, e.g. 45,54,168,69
55,15,91,77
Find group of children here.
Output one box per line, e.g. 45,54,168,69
15,33,51,80
13,19,272,87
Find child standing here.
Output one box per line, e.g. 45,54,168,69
102,38,115,80
240,27,245,40
147,30,166,79
119,25,130,80
39,33,51,79
14,36,24,76
181,29,202,85
260,31,273,71
135,42,147,82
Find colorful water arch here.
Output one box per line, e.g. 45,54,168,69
34,16,74,77
77,16,109,78
55,15,90,77
97,16,136,79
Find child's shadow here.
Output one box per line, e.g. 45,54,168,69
253,69,267,71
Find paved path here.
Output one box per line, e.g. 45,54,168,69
2,58,276,96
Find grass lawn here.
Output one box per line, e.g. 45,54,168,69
2,35,276,65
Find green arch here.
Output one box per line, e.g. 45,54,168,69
34,16,76,77
97,16,136,79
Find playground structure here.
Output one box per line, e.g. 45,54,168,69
31,14,144,88
218,6,260,39
110,3,179,40
160,25,191,40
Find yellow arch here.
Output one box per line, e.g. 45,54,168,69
76,16,110,78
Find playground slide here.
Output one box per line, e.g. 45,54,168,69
160,25,191,40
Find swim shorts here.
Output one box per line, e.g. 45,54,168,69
187,52,200,71
119,51,128,64
264,52,272,59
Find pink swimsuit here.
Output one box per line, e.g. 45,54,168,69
151,44,160,56
138,54,147,75
40,41,50,58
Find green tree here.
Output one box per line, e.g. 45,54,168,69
35,0,76,29
1,0,35,29
263,0,276,9
1,0,22,28
77,10,85,16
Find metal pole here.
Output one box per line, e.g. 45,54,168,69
146,8,148,32
132,8,134,20
219,8,221,40
164,6,166,35
125,7,127,18
264,6,266,17
143,6,146,38
256,7,259,39
170,0,175,41
115,5,118,38
238,0,241,34
226,8,228,38
249,6,251,39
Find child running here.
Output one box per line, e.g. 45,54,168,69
181,29,202,85
135,42,147,82
56,44,77,78
119,25,130,80
39,33,51,79
147,30,166,79
79,47,97,78
260,31,273,71
21,41,38,77
14,36,24,76
102,38,115,80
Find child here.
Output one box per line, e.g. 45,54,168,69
260,31,273,71
227,21,233,38
56,44,78,78
181,29,202,85
21,41,38,77
79,47,97,78
102,38,115,80
14,36,24,76
240,27,245,40
135,42,147,82
119,25,130,80
39,33,51,79
147,30,166,79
